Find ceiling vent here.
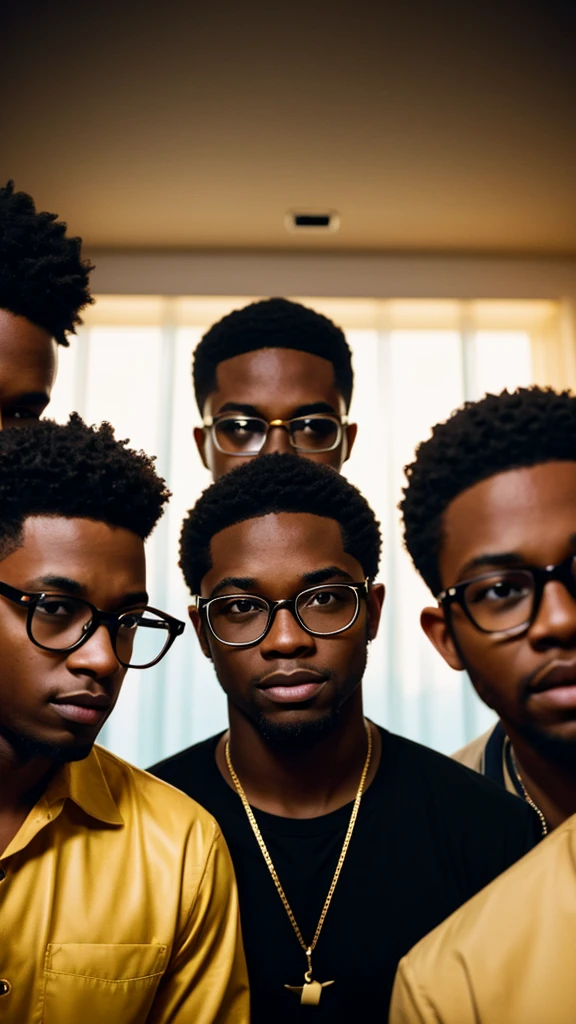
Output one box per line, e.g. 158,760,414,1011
285,210,340,232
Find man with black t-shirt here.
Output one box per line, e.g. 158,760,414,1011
150,455,539,1022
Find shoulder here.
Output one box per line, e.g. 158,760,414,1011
92,744,221,845
381,729,532,826
397,814,576,998
452,725,496,770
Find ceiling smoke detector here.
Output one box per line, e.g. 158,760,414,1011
285,210,340,233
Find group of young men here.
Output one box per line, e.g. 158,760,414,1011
1,180,576,1023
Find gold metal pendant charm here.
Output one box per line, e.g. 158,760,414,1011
285,978,335,1005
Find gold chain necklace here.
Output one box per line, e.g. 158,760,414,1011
225,718,372,1007
510,749,549,837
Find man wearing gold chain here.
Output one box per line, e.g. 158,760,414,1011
151,453,538,1022
401,386,576,836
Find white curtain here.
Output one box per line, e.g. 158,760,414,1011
48,296,569,767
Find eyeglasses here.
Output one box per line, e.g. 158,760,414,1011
0,580,185,668
192,581,369,647
437,554,576,636
203,413,347,456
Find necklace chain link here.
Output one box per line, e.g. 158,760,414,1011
510,749,549,837
225,719,372,964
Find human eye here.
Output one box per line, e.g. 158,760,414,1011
219,417,264,439
218,597,264,618
303,587,346,609
35,595,80,618
468,575,531,606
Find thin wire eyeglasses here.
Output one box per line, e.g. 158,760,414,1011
0,580,185,668
203,412,348,456
437,553,576,636
191,580,369,647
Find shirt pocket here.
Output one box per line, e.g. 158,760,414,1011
42,942,168,1024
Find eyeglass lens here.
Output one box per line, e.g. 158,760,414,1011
213,415,341,454
31,596,172,667
207,585,358,644
463,571,537,632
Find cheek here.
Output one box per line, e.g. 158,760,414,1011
210,648,256,693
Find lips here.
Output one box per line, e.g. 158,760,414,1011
531,661,576,693
256,670,328,704
49,691,111,726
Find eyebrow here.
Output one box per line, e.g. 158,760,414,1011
26,575,149,606
5,391,51,409
458,535,576,581
209,566,354,599
214,401,339,418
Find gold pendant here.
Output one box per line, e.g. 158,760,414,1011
285,978,335,1006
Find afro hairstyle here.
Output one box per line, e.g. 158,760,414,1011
192,297,354,413
180,453,381,594
400,386,576,597
0,180,93,344
0,412,170,559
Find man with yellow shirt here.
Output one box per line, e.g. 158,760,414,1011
0,415,248,1023
389,813,576,1024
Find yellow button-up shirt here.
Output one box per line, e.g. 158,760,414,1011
389,814,576,1024
0,744,249,1024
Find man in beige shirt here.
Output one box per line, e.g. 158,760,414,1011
389,812,576,1024
400,386,576,834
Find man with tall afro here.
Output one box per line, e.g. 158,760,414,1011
401,385,576,833
0,180,93,428
0,413,249,1024
192,297,358,479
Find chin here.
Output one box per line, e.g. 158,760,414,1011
516,718,576,770
251,707,340,750
1,725,95,764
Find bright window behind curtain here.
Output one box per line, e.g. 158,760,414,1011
48,297,555,767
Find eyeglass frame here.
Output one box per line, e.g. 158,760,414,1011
0,579,185,668
202,412,348,455
191,579,370,647
437,553,576,637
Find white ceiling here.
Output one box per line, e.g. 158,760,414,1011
3,1,576,254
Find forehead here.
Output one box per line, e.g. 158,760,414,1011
203,512,362,593
0,310,57,397
440,461,576,576
206,347,344,417
0,517,146,597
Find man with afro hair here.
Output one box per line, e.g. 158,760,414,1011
0,180,93,428
401,386,576,834
192,297,357,479
151,453,537,1023
0,414,248,1024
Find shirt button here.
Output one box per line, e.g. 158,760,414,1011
0,979,11,995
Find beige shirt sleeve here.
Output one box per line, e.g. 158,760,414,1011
147,826,250,1024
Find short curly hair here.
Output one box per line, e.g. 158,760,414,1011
180,453,380,593
400,386,576,596
192,297,354,413
0,180,93,344
0,413,170,558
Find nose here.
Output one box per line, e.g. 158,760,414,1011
259,606,316,659
529,581,576,650
65,623,122,678
262,422,292,455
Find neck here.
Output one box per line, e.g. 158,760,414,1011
0,740,55,815
506,726,576,830
217,690,380,818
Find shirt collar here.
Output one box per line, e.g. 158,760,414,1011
47,747,124,826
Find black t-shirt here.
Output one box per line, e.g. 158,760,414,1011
150,727,539,1022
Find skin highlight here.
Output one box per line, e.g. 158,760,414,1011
194,348,357,479
421,461,576,829
189,511,384,819
0,516,147,854
0,310,58,428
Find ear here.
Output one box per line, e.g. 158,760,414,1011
343,421,358,463
193,426,209,470
420,605,464,670
366,583,385,641
188,606,213,660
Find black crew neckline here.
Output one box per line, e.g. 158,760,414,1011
202,725,389,837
